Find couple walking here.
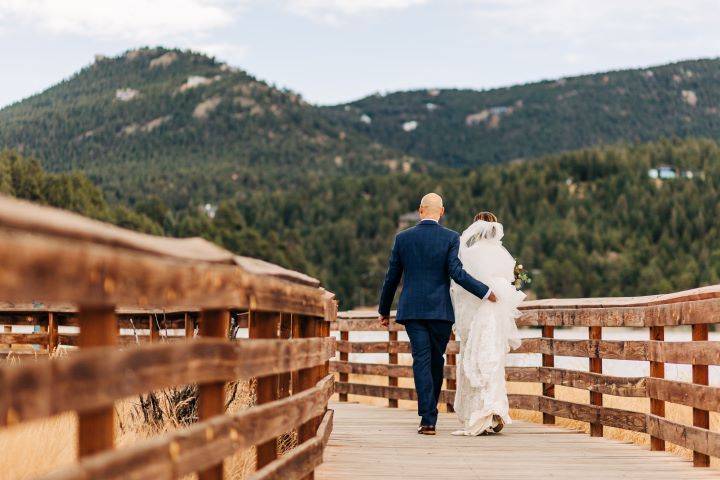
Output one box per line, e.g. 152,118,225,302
378,193,524,436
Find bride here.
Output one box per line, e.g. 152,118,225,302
450,211,524,436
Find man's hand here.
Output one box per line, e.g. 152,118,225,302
379,315,390,327
487,292,498,302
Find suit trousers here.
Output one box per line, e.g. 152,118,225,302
403,319,453,426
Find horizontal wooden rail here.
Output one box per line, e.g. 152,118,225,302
248,409,334,480
514,338,720,364
40,375,334,480
1,337,335,425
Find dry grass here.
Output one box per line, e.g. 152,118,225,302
0,353,258,480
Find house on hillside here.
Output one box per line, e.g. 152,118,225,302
648,165,699,180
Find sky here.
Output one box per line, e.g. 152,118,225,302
1,0,720,108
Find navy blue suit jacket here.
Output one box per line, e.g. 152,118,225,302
378,220,490,323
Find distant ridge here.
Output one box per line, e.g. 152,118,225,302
328,57,720,166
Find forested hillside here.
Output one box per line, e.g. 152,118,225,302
329,58,720,166
162,138,720,307
0,150,159,233
0,48,416,208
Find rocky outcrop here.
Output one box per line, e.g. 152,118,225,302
193,97,222,119
150,52,178,68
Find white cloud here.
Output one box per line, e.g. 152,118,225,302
0,0,240,42
192,42,249,63
285,0,428,24
466,0,720,41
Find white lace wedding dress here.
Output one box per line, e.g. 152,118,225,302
450,220,524,436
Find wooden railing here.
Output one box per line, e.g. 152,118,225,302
330,286,720,468
0,195,337,480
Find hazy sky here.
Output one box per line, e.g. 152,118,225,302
1,0,719,108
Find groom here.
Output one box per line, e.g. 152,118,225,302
378,193,496,434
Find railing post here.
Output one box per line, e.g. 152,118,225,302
388,328,399,408
445,332,456,413
149,314,159,343
297,315,320,480
48,312,58,352
649,325,665,451
541,325,555,424
692,323,710,467
278,313,292,400
36,314,48,352
184,312,194,340
278,312,293,451
589,325,603,437
250,310,280,470
339,329,349,402
77,305,117,457
198,309,229,480
2,324,10,350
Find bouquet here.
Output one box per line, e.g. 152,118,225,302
513,261,532,290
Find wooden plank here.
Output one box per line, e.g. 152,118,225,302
250,311,281,470
388,329,398,409
336,340,459,355
646,413,720,459
517,297,720,327
542,325,555,424
297,316,318,445
649,325,665,451
338,331,349,402
330,361,455,380
1,324,10,349
248,409,333,480
691,323,710,467
445,332,456,412
149,315,160,342
339,293,720,329
646,377,720,412
48,312,58,352
332,318,405,332
0,336,336,425
278,313,292,401
184,312,194,339
334,382,455,405
589,326,603,437
77,305,117,458
537,396,646,432
330,362,645,397
198,309,230,480
0,332,49,345
0,226,327,315
39,375,334,480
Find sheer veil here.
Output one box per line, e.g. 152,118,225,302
450,220,524,435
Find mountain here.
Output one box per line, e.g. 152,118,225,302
0,47,416,209
328,58,720,166
2,50,720,308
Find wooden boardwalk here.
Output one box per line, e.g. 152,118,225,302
316,402,718,480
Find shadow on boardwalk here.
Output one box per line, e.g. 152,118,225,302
316,402,718,480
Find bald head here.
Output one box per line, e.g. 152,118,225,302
419,193,444,220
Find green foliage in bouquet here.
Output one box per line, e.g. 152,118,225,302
514,261,532,290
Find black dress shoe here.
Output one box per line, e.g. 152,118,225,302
491,415,504,433
418,425,436,435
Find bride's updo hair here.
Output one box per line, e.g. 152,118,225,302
474,211,498,223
